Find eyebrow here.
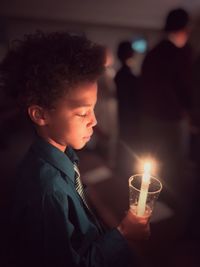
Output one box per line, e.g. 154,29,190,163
71,103,94,109
76,104,93,107
67,99,96,109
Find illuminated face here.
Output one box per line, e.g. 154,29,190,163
177,31,189,47
44,82,97,150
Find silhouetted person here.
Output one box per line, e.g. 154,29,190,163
95,48,118,168
114,41,139,176
184,53,200,241
114,41,139,145
190,55,200,162
140,8,193,211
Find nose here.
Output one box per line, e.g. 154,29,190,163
88,111,97,128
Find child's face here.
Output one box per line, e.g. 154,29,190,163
44,82,98,150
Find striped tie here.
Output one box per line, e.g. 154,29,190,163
74,163,90,210
73,163,104,233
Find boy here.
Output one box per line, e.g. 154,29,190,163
1,32,149,267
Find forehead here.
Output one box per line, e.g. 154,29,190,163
58,82,98,109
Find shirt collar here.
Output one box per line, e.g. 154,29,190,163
31,135,79,182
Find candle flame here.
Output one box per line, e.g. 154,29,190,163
136,157,156,175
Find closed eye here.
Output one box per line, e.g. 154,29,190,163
76,111,90,118
77,113,87,118
75,106,96,118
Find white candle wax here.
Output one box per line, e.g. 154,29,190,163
137,163,151,216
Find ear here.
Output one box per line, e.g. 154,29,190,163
28,105,49,126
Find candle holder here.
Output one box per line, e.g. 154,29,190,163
129,174,162,217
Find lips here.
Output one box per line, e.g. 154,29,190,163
83,136,91,141
83,135,92,139
83,131,93,140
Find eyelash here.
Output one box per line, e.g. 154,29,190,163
77,111,90,118
76,108,95,118
78,114,87,118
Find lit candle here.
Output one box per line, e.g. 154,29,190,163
137,162,151,216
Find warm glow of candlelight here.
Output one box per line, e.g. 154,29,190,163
137,162,151,216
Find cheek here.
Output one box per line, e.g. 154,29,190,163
67,118,87,135
50,113,71,136
56,115,70,130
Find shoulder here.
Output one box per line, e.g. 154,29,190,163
17,149,71,196
115,66,133,82
142,40,175,70
146,40,172,57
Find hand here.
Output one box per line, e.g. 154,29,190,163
117,209,150,242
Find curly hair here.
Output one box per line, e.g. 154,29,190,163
0,31,106,110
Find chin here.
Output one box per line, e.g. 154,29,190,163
71,142,87,150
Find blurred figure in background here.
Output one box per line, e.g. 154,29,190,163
114,41,139,144
94,48,118,169
190,55,200,162
114,41,139,176
185,52,200,240
140,8,193,211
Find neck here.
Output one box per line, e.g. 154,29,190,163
36,130,67,152
45,137,67,152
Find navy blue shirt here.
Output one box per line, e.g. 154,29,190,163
10,136,132,267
